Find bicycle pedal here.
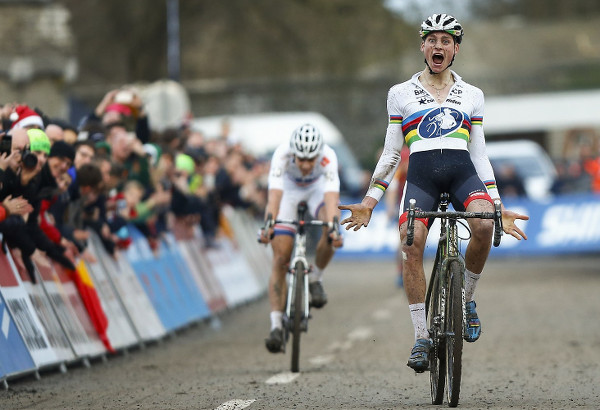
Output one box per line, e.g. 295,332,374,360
301,320,309,332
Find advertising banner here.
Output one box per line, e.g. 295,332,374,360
125,226,187,331
87,232,166,342
51,263,106,357
32,253,101,359
177,240,228,314
222,206,271,287
0,249,58,369
82,256,139,350
338,193,600,259
162,233,211,321
205,237,263,307
0,288,36,381
9,249,75,367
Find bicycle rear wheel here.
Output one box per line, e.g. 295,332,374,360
291,261,306,373
426,261,445,405
446,260,464,407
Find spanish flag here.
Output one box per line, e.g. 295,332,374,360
72,260,114,353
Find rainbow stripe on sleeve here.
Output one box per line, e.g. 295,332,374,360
373,178,389,192
389,115,402,124
471,116,483,126
484,180,497,190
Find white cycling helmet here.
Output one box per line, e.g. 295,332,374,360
420,14,464,44
290,124,323,159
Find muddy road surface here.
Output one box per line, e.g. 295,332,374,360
3,255,600,409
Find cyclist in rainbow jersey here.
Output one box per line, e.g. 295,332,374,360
339,14,529,373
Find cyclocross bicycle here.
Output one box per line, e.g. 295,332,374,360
406,193,503,407
264,201,339,373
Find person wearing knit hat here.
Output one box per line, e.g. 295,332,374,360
47,141,75,179
175,153,195,175
10,105,44,130
28,129,51,155
170,153,196,197
25,129,51,171
50,141,75,161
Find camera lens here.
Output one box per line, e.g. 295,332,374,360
22,151,38,169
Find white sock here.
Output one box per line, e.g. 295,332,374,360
409,303,429,340
270,311,283,330
464,269,480,302
309,266,323,283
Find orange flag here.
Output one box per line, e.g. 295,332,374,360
71,260,115,353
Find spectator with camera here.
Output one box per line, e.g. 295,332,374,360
0,129,75,281
0,130,33,222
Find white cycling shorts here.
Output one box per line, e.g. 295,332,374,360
274,179,326,237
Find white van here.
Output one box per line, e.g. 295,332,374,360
485,139,557,199
191,112,366,197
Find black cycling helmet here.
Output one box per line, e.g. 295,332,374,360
419,14,464,44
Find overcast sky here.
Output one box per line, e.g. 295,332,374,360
383,0,473,22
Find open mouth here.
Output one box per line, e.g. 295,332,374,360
432,53,444,65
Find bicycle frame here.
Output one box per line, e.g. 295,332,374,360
433,200,466,339
406,193,503,407
285,220,311,332
425,199,467,337
265,201,339,372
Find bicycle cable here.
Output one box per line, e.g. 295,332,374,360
457,219,471,241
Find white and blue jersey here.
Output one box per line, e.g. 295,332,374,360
268,143,340,193
366,70,500,206
268,143,340,236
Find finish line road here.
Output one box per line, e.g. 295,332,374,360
4,256,600,409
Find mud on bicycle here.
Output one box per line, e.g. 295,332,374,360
260,201,340,373
405,193,503,407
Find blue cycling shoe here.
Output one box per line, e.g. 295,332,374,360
464,300,481,342
407,338,432,373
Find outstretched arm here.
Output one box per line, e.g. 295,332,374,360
338,196,378,231
501,208,529,240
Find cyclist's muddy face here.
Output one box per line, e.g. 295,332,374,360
421,32,459,73
295,156,317,176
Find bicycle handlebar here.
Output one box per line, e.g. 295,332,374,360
405,199,503,247
272,217,340,233
492,199,503,247
258,214,341,243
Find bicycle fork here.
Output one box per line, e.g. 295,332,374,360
285,269,310,332
285,234,311,332
438,257,466,339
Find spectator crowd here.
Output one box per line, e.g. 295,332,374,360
0,87,269,283
493,129,600,199
4,86,600,284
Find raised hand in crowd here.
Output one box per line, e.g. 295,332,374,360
128,134,147,157
2,195,33,216
94,89,120,118
60,236,80,258
0,102,18,124
128,90,146,119
0,150,20,171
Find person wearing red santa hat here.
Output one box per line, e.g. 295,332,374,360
10,105,45,130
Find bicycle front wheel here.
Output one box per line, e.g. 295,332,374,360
291,261,306,373
446,260,464,407
426,262,445,405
